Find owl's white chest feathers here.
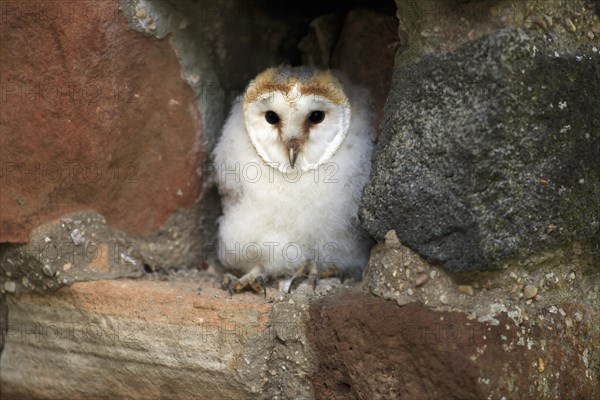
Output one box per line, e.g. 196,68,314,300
214,78,374,278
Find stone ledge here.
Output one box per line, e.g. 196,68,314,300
0,278,283,400
2,272,598,399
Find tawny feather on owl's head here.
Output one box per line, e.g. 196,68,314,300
242,66,352,172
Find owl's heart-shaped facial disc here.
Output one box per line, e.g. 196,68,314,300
243,72,351,173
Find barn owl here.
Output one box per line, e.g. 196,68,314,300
213,66,374,295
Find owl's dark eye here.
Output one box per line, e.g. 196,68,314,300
265,111,280,124
308,111,325,124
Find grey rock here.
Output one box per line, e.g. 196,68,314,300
360,29,600,272
0,212,143,295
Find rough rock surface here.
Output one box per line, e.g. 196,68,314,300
0,275,328,400
2,270,598,400
0,0,204,243
0,0,228,278
360,28,600,271
0,212,144,295
308,287,599,400
395,0,600,64
309,232,600,399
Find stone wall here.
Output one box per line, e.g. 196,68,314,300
1,0,599,399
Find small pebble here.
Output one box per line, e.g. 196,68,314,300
384,230,400,246
63,263,72,271
70,229,84,245
414,274,429,287
439,294,449,304
4,281,16,293
43,264,55,277
588,31,595,40
565,317,573,328
565,18,576,33
458,285,474,296
524,285,538,300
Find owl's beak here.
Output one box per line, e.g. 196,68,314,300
287,139,300,169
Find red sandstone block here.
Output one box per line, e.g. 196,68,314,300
0,0,203,242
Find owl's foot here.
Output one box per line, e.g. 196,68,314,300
286,263,357,293
221,267,267,297
287,261,319,293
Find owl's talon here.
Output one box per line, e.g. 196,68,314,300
287,274,301,294
251,275,267,298
310,274,318,291
287,260,320,293
260,276,267,298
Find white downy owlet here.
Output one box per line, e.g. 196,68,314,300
213,66,375,295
